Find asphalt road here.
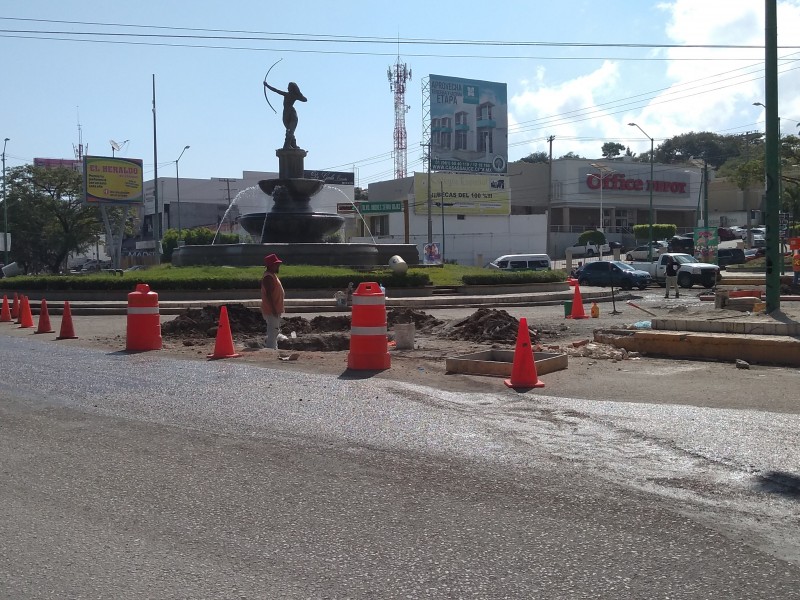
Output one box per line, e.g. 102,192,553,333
1,334,799,598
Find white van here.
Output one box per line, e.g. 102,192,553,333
486,254,552,271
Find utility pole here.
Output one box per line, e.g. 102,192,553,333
152,74,161,264
421,141,433,244
218,178,239,206
547,135,554,257
764,0,780,313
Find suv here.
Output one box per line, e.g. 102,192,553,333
717,248,746,268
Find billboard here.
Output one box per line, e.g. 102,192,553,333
413,172,510,216
34,158,83,171
83,156,144,204
304,170,355,186
429,74,508,174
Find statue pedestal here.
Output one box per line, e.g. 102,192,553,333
277,148,307,179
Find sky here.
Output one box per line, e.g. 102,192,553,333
2,0,800,190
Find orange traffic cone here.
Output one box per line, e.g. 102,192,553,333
18,295,34,328
0,294,11,322
35,298,55,334
207,306,241,360
504,317,545,389
567,282,589,319
10,292,19,319
56,301,78,340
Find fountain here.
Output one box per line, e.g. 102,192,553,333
172,70,418,268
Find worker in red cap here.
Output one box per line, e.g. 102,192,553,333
260,253,285,349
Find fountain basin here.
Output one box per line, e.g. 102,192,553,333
258,178,325,198
171,242,420,268
239,211,344,243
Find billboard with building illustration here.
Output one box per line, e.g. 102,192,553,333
429,75,508,174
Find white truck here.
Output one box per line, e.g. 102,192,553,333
565,241,611,258
631,253,720,289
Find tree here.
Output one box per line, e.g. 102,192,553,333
601,142,626,159
5,165,103,273
519,151,549,164
559,151,584,159
655,131,750,169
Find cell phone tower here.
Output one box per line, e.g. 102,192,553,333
387,56,411,180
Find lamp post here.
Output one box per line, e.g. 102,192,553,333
175,145,189,243
2,137,8,265
629,123,654,261
588,163,614,255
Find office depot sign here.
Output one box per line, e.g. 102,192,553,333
583,170,690,197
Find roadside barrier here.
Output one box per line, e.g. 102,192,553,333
347,282,391,370
126,283,162,351
34,298,55,334
504,317,544,389
0,294,11,322
208,305,241,360
56,301,78,340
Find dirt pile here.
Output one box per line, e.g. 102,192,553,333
161,305,578,351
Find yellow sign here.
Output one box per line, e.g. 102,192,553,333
413,172,510,216
83,156,144,203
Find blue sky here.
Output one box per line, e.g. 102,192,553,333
2,0,799,188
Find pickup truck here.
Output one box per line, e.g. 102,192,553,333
565,241,611,257
631,253,720,288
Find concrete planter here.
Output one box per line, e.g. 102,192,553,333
458,282,569,295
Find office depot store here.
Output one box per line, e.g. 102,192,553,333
512,158,703,258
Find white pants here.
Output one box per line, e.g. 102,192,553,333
264,314,281,349
665,276,679,297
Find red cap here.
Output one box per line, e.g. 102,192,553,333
264,253,283,267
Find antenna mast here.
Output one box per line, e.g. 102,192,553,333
73,107,87,160
387,53,411,180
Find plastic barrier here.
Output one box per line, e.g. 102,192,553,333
347,282,391,370
126,283,162,351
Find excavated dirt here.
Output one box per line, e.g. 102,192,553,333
161,304,571,351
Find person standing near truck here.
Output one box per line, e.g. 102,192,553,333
665,256,680,299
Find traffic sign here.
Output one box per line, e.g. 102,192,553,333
357,201,404,214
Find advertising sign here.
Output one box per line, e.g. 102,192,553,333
304,170,355,186
34,158,83,171
413,172,509,216
83,156,144,204
693,227,719,263
429,74,508,174
580,167,691,198
423,242,442,265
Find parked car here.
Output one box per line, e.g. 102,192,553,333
668,235,695,254
717,227,737,241
716,247,746,268
577,260,651,290
744,247,765,261
625,241,667,261
751,234,766,248
565,240,611,257
486,254,552,271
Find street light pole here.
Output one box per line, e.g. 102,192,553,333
588,163,614,260
629,123,654,261
2,138,8,265
175,145,190,242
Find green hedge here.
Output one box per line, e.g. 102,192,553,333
461,270,566,285
0,264,567,291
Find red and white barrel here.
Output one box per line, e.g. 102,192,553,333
347,282,390,370
126,283,162,351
